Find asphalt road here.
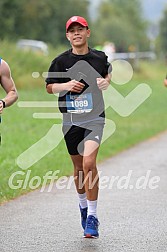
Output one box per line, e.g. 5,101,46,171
0,131,167,252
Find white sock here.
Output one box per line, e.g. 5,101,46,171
78,193,88,209
87,200,97,218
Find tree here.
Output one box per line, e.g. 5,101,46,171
0,0,20,40
159,8,167,56
0,0,89,45
91,0,149,52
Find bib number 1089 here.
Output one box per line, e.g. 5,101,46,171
66,93,93,113
70,99,88,108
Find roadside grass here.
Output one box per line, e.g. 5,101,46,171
0,39,67,88
0,41,167,204
99,60,167,161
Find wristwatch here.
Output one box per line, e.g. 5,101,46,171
0,99,6,108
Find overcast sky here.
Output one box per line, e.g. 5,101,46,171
89,0,167,22
141,0,167,22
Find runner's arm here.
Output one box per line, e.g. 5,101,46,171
164,75,167,87
46,80,85,94
0,60,18,113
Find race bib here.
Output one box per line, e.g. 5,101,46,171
66,93,93,113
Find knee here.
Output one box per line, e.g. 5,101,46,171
74,164,83,174
83,158,96,173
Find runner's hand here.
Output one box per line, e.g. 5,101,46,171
67,79,85,93
97,78,110,90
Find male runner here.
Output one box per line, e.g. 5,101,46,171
164,75,167,87
46,16,111,238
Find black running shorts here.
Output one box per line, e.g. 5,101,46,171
62,121,104,155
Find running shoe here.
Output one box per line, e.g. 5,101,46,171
84,215,99,238
79,205,88,230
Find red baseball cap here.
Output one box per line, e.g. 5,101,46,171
66,16,88,32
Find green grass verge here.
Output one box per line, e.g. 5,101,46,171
0,42,167,204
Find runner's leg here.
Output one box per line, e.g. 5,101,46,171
70,154,88,229
83,140,100,237
83,140,99,201
70,154,85,194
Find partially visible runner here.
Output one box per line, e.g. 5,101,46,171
0,58,18,143
46,16,112,238
164,74,167,87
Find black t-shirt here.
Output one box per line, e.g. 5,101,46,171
46,48,112,125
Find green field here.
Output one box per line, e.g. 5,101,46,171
0,41,167,204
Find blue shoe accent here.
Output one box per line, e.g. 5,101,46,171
79,205,88,230
84,215,99,238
